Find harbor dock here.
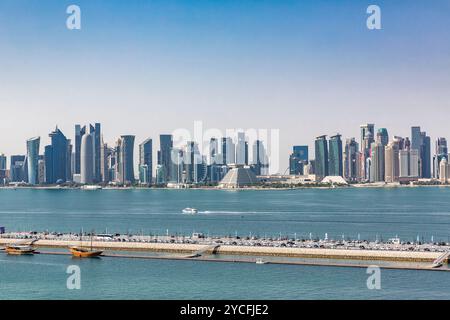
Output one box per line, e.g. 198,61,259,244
0,236,448,264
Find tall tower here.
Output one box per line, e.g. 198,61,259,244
411,126,421,151
385,140,400,183
434,138,448,178
315,135,328,179
236,132,247,165
139,138,153,185
209,138,218,165
370,142,385,182
159,134,173,183
343,138,359,182
118,135,135,184
26,137,40,185
80,133,94,184
328,134,343,177
74,124,86,175
420,132,431,178
360,124,375,153
45,127,70,184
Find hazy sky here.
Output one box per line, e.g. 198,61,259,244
0,0,449,172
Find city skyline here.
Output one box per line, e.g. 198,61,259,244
1,0,449,171
1,121,449,185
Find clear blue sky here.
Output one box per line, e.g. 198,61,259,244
0,0,449,172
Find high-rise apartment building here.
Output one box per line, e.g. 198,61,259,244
370,141,385,182
328,134,343,177
158,134,173,183
45,127,71,184
80,133,94,184
384,140,400,183
117,135,135,184
26,137,40,185
139,138,153,185
315,135,328,179
343,138,360,182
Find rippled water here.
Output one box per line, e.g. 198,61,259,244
0,188,449,299
0,188,449,241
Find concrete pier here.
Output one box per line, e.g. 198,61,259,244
0,238,447,263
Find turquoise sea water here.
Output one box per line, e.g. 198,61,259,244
0,188,450,299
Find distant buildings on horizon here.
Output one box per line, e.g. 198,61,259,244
288,124,449,184
0,123,269,186
1,122,449,186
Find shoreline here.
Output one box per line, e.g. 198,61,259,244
1,184,450,191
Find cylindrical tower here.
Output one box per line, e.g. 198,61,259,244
80,133,94,184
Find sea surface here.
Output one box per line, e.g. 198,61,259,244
0,187,449,299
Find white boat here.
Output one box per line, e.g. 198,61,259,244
256,258,267,264
182,208,198,214
81,185,102,190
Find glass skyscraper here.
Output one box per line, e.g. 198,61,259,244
328,134,343,177
139,138,153,185
420,132,431,178
315,135,328,179
118,135,135,184
0,154,6,170
343,138,359,182
411,126,422,151
159,134,173,183
45,127,70,184
74,124,86,175
26,137,40,185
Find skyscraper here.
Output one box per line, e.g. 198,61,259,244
253,140,269,175
343,138,360,182
0,154,6,171
10,155,26,182
93,123,101,182
117,135,135,184
209,138,218,165
100,138,110,183
169,148,183,183
410,126,431,178
370,142,385,182
328,134,343,177
411,126,421,151
139,138,153,185
26,137,40,185
420,132,431,178
80,133,94,184
236,132,247,165
74,124,86,174
75,123,101,181
360,124,375,153
221,137,235,165
433,137,448,178
399,149,419,179
45,127,70,184
384,140,400,183
184,141,204,183
158,134,173,183
315,135,328,179
360,124,375,181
